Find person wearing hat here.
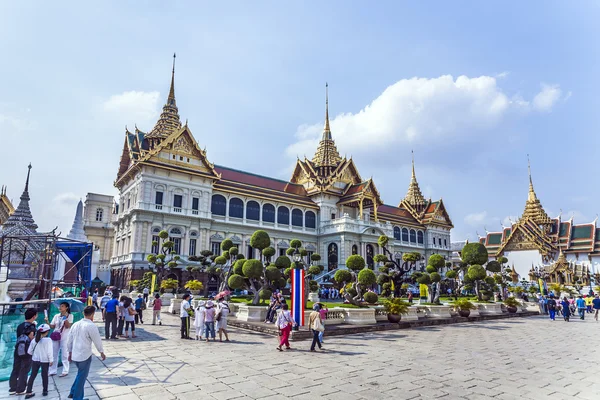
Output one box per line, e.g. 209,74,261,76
204,300,216,342
216,298,230,342
194,300,206,340
134,294,145,325
24,324,53,398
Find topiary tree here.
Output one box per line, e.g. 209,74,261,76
250,230,271,260
310,253,321,265
363,291,378,304
486,260,501,273
462,242,489,266
146,230,180,288
376,235,419,297
336,255,373,306
412,254,445,304
467,264,487,301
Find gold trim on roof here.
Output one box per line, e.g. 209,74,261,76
401,151,427,211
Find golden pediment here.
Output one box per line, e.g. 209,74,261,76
174,135,193,155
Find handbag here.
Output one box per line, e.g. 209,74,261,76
50,318,66,341
128,307,137,316
312,315,325,332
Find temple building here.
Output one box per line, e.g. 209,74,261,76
479,161,598,287
0,186,15,226
108,58,454,289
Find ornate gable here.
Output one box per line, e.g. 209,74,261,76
422,199,453,228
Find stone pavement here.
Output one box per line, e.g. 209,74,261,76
2,311,599,400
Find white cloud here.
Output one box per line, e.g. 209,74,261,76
102,91,160,127
465,211,488,226
532,84,562,112
286,75,564,160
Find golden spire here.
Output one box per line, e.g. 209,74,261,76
521,155,552,226
312,83,341,169
323,82,331,140
168,52,176,106
402,151,426,210
147,53,182,139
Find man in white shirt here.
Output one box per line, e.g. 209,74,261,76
67,306,106,400
143,287,150,302
180,294,192,339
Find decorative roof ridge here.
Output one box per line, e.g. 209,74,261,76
215,164,303,186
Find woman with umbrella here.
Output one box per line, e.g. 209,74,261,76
45,301,73,377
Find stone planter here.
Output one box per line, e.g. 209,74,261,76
169,298,182,314
189,290,201,296
387,314,401,323
449,307,459,317
161,293,174,306
372,306,388,322
458,309,471,318
477,303,503,315
229,303,239,317
404,306,420,321
308,292,320,302
419,305,452,318
236,304,268,322
324,308,346,325
344,308,376,325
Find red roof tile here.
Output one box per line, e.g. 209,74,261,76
215,165,307,196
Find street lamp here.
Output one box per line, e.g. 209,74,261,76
292,248,303,331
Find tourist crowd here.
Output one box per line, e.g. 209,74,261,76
537,293,600,321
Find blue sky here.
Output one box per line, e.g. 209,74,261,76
1,1,598,240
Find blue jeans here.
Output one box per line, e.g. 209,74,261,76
318,330,324,343
70,356,92,400
205,322,215,339
549,309,556,320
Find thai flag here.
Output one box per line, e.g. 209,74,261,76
291,268,305,326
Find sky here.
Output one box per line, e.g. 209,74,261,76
1,1,599,241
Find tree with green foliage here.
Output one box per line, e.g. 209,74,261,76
375,235,421,298
467,264,487,301
334,254,374,306
146,230,180,288
412,254,444,304
461,242,489,266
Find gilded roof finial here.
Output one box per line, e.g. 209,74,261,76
401,150,426,209
527,154,536,202
322,82,331,140
25,163,32,193
168,52,176,105
521,155,552,226
411,150,416,181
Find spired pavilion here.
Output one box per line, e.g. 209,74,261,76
479,161,596,288
107,56,454,289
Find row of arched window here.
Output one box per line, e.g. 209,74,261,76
211,195,316,228
393,226,424,245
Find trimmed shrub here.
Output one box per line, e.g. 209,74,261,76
363,292,378,304
346,255,366,272
242,259,264,279
357,269,376,285
259,289,272,301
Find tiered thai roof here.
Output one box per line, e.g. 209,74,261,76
1,164,38,236
480,160,599,259
311,83,342,169
0,185,15,225
146,54,182,140
401,153,427,212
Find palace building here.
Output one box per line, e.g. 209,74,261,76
479,162,598,287
109,59,454,290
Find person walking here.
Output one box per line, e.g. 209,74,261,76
204,300,216,342
547,295,557,321
9,309,38,395
318,303,328,345
92,290,99,310
180,294,192,339
134,294,145,325
103,294,119,340
99,291,111,321
407,292,413,304
194,300,206,340
585,295,593,314
538,295,546,315
216,298,230,342
117,296,126,337
46,301,73,377
67,306,106,400
275,304,295,351
152,294,162,325
576,295,586,320
123,297,137,338
24,324,53,399
308,304,324,352
142,287,149,303
592,294,600,322
561,297,571,322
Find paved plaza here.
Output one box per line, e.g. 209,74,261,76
2,312,599,400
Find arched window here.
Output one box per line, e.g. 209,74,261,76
246,201,260,221
262,203,275,223
170,228,182,235
366,244,374,269
211,194,226,216
444,239,447,247
393,227,401,240
291,209,303,227
277,206,289,225
95,208,103,222
410,229,416,243
229,197,243,218
352,244,358,255
402,228,409,242
417,231,424,245
305,211,316,228
328,243,338,271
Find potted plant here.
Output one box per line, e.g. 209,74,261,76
160,278,179,294
382,298,410,323
504,297,520,313
184,280,204,295
452,298,477,318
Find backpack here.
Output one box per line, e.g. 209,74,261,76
16,334,31,357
